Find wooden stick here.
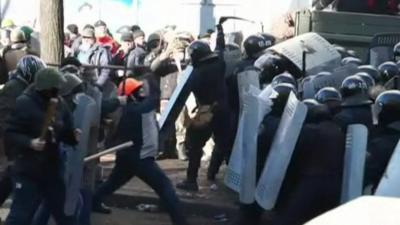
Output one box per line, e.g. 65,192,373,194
84,141,134,163
40,98,59,141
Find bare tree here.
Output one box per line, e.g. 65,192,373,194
40,0,64,64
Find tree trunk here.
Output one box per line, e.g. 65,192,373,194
40,0,64,64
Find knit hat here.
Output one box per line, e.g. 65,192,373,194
34,68,66,91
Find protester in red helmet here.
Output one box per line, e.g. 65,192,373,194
92,78,188,225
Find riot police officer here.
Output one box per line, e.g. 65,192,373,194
315,87,342,115
177,24,231,191
334,75,373,130
364,90,400,190
226,34,273,150
235,83,297,225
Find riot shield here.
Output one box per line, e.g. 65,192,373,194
375,140,400,197
302,64,359,99
239,86,273,204
225,67,261,192
269,33,341,76
159,66,194,134
340,124,368,203
224,44,242,78
64,94,97,216
83,85,102,191
255,92,307,210
237,67,261,111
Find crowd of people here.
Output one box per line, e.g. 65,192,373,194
0,13,398,225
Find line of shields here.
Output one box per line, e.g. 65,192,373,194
223,32,400,218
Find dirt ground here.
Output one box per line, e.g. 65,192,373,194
0,159,242,225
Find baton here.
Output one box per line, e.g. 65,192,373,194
40,98,59,141
84,141,134,163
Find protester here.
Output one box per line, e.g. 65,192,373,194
4,68,77,225
3,28,36,76
94,20,119,55
92,78,188,225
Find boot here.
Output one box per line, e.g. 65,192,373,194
176,180,199,192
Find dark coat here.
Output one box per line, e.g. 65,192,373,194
5,86,76,179
188,56,228,108
0,77,28,136
111,74,159,159
364,123,400,188
334,104,373,130
126,46,147,72
271,120,345,225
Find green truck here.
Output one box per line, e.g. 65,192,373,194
295,10,400,64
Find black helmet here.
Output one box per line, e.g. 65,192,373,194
354,72,375,88
255,53,286,84
188,41,216,65
393,42,400,62
271,72,296,88
259,33,276,48
374,90,400,125
272,83,297,111
341,57,362,66
378,61,399,83
315,87,342,104
340,75,368,98
244,35,269,59
357,65,380,82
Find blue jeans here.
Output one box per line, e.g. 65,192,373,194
5,175,75,225
32,189,91,225
93,154,187,225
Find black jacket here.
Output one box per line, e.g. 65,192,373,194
364,123,400,188
256,113,282,179
188,56,228,108
0,77,28,137
292,121,345,177
5,86,76,179
334,104,373,130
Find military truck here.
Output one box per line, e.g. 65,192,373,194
295,10,400,65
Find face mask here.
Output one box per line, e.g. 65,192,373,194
38,88,59,101
80,43,92,52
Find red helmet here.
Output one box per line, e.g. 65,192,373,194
118,78,143,96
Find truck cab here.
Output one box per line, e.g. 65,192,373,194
295,10,400,65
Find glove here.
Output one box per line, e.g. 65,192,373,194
30,138,46,151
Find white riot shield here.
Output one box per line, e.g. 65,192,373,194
239,86,273,204
237,67,261,112
375,140,400,197
340,124,369,203
225,67,261,192
269,33,341,75
302,64,359,99
255,92,307,210
64,94,96,215
159,66,193,132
